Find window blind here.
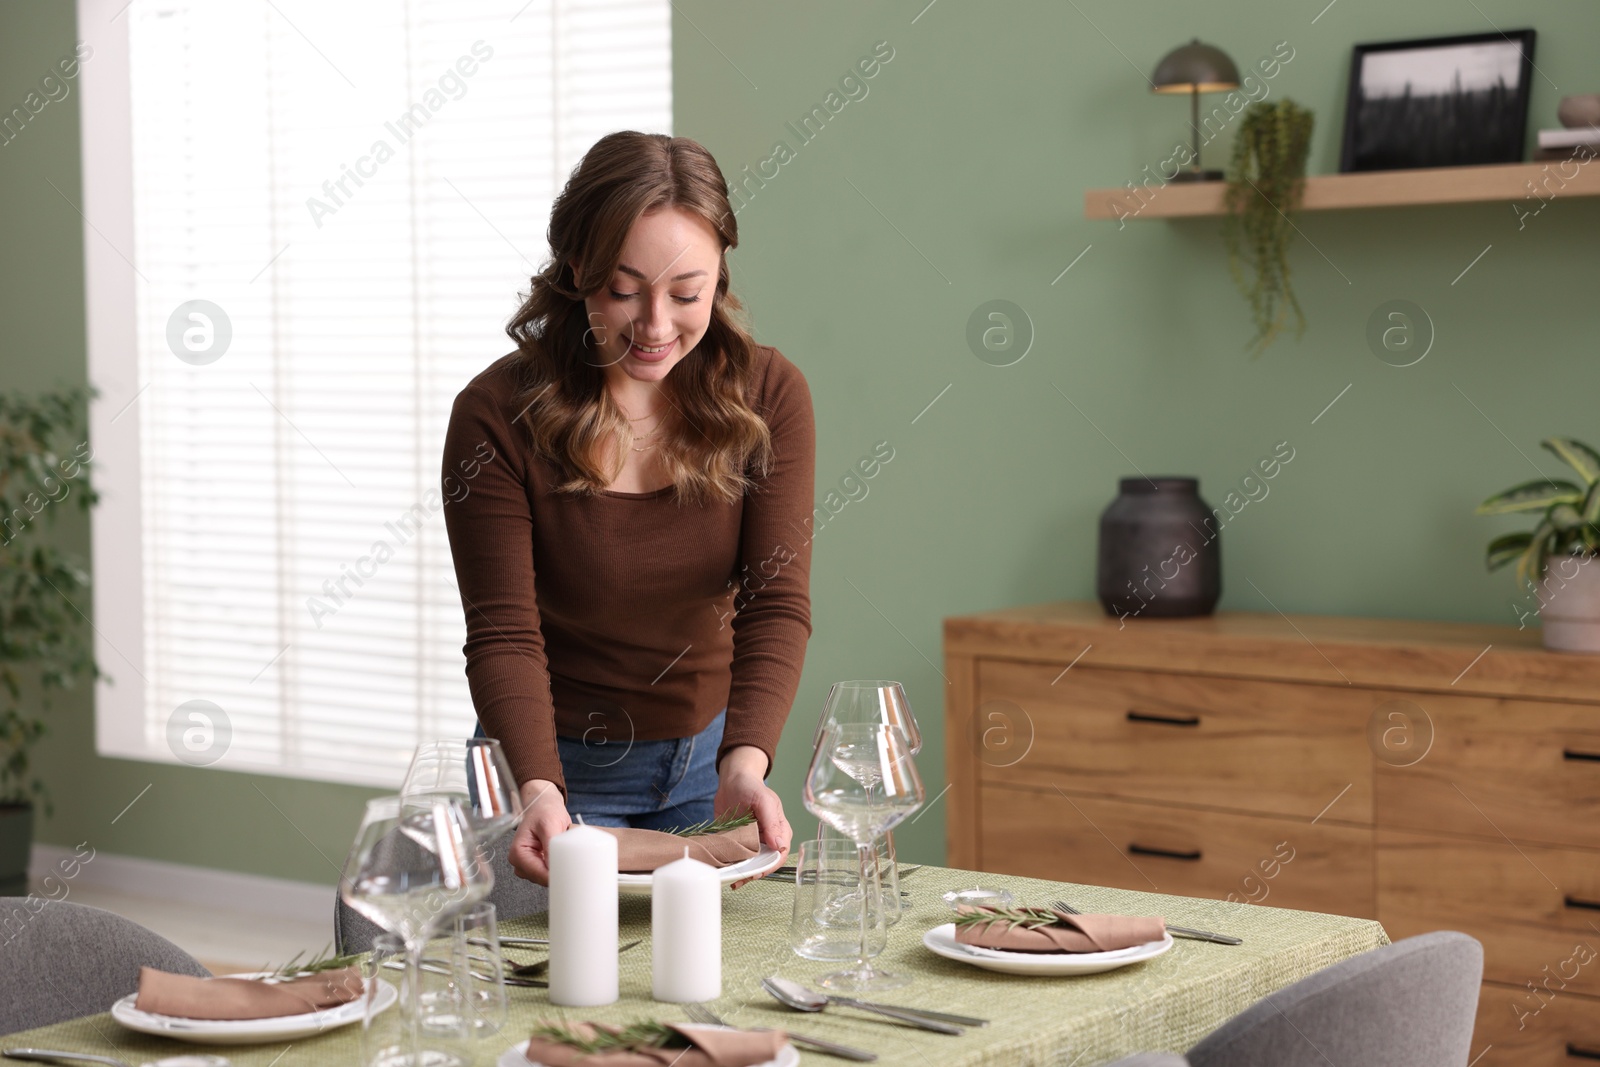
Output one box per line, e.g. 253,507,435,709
116,0,671,786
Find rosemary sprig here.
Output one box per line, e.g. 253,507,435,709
260,942,362,979
529,1019,685,1053
953,904,1068,932
668,811,754,837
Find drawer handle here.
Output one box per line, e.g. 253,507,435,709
1128,843,1202,862
1564,896,1600,912
1564,749,1600,763
1126,711,1201,727
1568,1045,1600,1061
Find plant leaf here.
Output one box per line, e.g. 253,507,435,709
952,904,1069,931
529,1020,682,1054
1542,438,1600,487
1476,480,1583,515
1515,520,1554,589
1486,532,1533,571
265,943,360,979
668,812,754,838
1584,482,1600,525
1549,503,1587,532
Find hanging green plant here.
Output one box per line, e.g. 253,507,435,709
1222,99,1315,356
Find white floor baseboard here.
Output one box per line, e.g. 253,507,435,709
30,843,331,926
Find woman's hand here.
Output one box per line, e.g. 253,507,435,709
714,745,791,888
508,779,570,885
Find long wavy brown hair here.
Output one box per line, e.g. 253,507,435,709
504,131,771,505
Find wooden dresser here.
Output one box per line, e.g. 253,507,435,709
945,602,1600,1065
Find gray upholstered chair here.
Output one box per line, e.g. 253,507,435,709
1185,931,1482,1067
0,899,210,1035
334,838,548,954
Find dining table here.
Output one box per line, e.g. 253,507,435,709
5,864,1389,1066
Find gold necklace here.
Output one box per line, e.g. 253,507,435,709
627,405,664,452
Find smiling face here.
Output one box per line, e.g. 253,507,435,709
576,205,723,388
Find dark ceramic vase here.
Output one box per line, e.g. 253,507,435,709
1097,477,1221,618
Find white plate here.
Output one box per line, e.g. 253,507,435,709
111,973,397,1044
501,1025,800,1067
922,923,1174,976
617,848,784,895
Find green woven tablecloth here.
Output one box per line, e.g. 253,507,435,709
8,866,1388,1066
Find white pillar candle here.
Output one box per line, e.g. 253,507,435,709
651,848,721,1003
547,823,618,1006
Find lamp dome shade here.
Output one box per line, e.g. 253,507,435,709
1151,38,1241,93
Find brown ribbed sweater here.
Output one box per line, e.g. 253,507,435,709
440,346,815,794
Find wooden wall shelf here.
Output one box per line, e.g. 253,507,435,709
1083,159,1600,221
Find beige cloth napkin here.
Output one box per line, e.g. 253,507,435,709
134,966,364,1019
524,1022,788,1067
953,905,1166,953
603,823,763,873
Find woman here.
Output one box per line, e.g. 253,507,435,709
440,131,814,885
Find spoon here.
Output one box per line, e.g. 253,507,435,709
6,1050,230,1067
763,976,987,1027
759,977,970,1034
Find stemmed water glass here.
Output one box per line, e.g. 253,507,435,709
813,681,922,923
400,738,523,846
342,795,492,1067
812,680,922,755
803,721,924,992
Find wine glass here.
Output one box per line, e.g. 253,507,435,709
813,680,922,754
401,738,523,846
803,721,924,992
342,795,492,1067
813,681,922,923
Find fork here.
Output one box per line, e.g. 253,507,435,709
762,864,924,883
383,956,544,987
1050,899,1242,946
684,1002,876,1061
388,939,642,987
505,940,643,985
509,938,642,979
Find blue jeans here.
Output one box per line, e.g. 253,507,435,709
473,710,724,831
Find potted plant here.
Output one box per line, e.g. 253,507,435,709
0,387,99,894
1222,99,1315,357
1476,437,1600,653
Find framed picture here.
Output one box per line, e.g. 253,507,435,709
1339,30,1536,172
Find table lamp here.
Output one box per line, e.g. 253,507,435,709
1151,38,1241,182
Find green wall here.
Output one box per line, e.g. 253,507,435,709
3,0,1596,882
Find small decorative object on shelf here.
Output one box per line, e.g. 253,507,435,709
1557,93,1600,129
1339,30,1536,172
1097,477,1221,621
1476,437,1600,653
1149,38,1242,182
1536,95,1600,162
1223,99,1314,356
